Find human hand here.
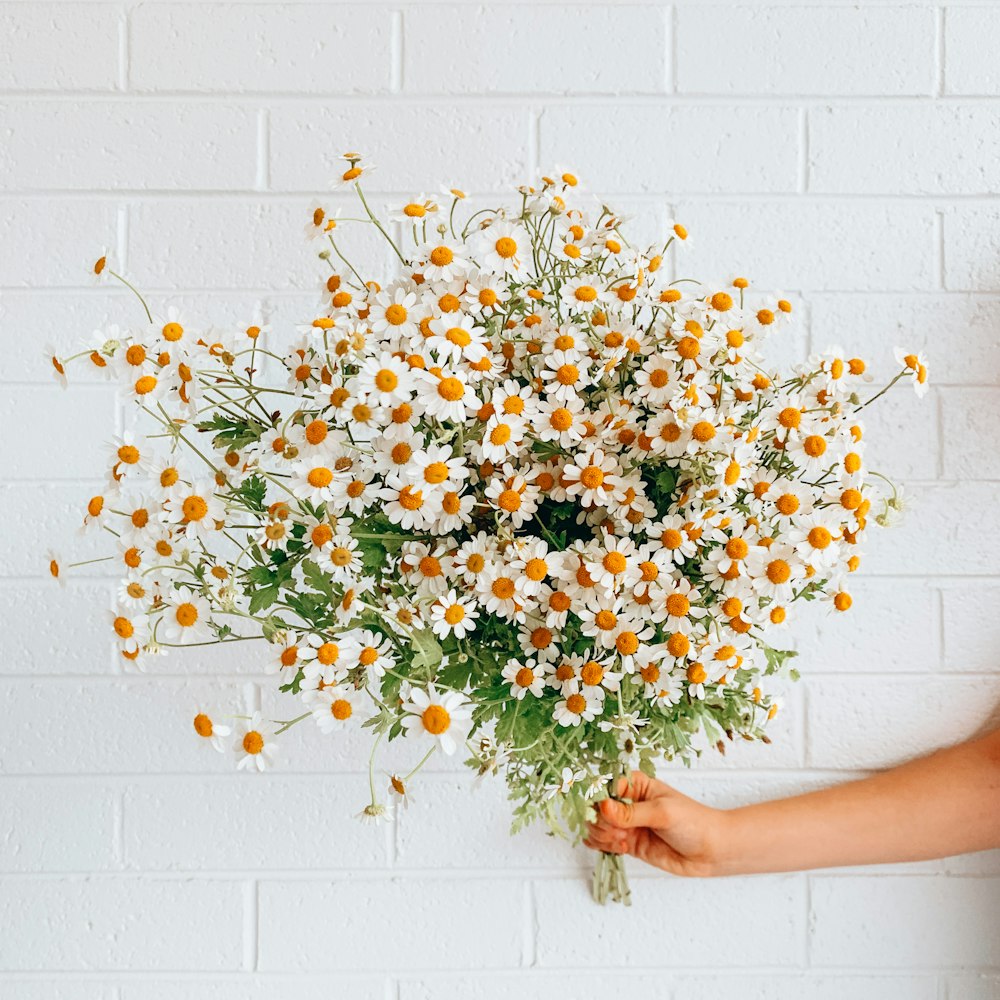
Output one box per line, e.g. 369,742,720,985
583,771,729,877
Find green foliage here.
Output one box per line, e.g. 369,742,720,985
195,412,264,451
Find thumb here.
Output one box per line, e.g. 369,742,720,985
599,795,658,830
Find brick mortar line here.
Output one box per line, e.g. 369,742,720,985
7,92,1000,104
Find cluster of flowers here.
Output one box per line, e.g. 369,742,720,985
55,156,926,902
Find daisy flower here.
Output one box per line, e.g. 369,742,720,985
502,657,546,699
340,628,396,681
552,683,603,727
158,589,212,645
414,240,472,282
307,683,359,733
193,708,232,752
429,589,480,639
894,347,930,398
473,218,530,277
234,712,278,772
401,684,472,755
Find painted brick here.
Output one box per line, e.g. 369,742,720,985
809,875,1000,968
0,580,116,675
944,207,1000,292
0,678,253,774
675,202,936,292
127,198,396,289
1,288,132,385
0,986,113,1000
534,875,806,967
269,105,531,193
941,389,1000,480
808,293,1000,387
119,981,386,1000
810,106,1000,196
0,199,120,287
0,780,118,872
403,6,667,94
945,975,1000,1000
806,676,1000,770
945,7,1000,95
130,4,392,94
0,384,118,481
0,877,244,970
864,482,1000,577
791,579,940,674
123,776,389,870
540,106,800,193
0,483,117,579
860,383,940,482
257,878,525,971
942,582,1000,673
0,4,120,91
676,5,934,96
668,976,938,1000
400,976,939,1000
395,774,572,870
0,103,258,191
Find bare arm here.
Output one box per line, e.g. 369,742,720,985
584,729,1000,877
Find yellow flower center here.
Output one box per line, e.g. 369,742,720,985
385,304,408,325
776,494,799,516
422,462,449,485
494,237,517,259
556,363,579,385
766,560,791,585
193,713,213,737
182,495,208,521
242,731,264,754
803,435,827,458
331,699,353,720
438,377,464,401
498,489,521,512
175,602,199,627
430,246,454,266
308,467,334,488
594,609,617,631
808,526,832,549
443,603,465,625
422,704,451,734
666,593,690,618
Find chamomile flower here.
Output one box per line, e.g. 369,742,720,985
401,685,472,755
159,589,212,645
192,708,232,752
307,684,359,733
234,712,278,772
429,589,480,639
502,657,546,699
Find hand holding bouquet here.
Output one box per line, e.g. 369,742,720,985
53,156,926,903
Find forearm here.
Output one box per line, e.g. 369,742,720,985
713,729,1000,876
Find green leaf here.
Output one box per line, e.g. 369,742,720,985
248,582,280,616
195,412,265,451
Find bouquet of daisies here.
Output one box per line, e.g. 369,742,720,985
54,156,926,903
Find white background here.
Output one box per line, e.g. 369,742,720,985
2,1,1000,997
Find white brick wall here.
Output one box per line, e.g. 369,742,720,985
2,1,999,996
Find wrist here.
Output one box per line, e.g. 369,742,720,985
703,806,748,877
